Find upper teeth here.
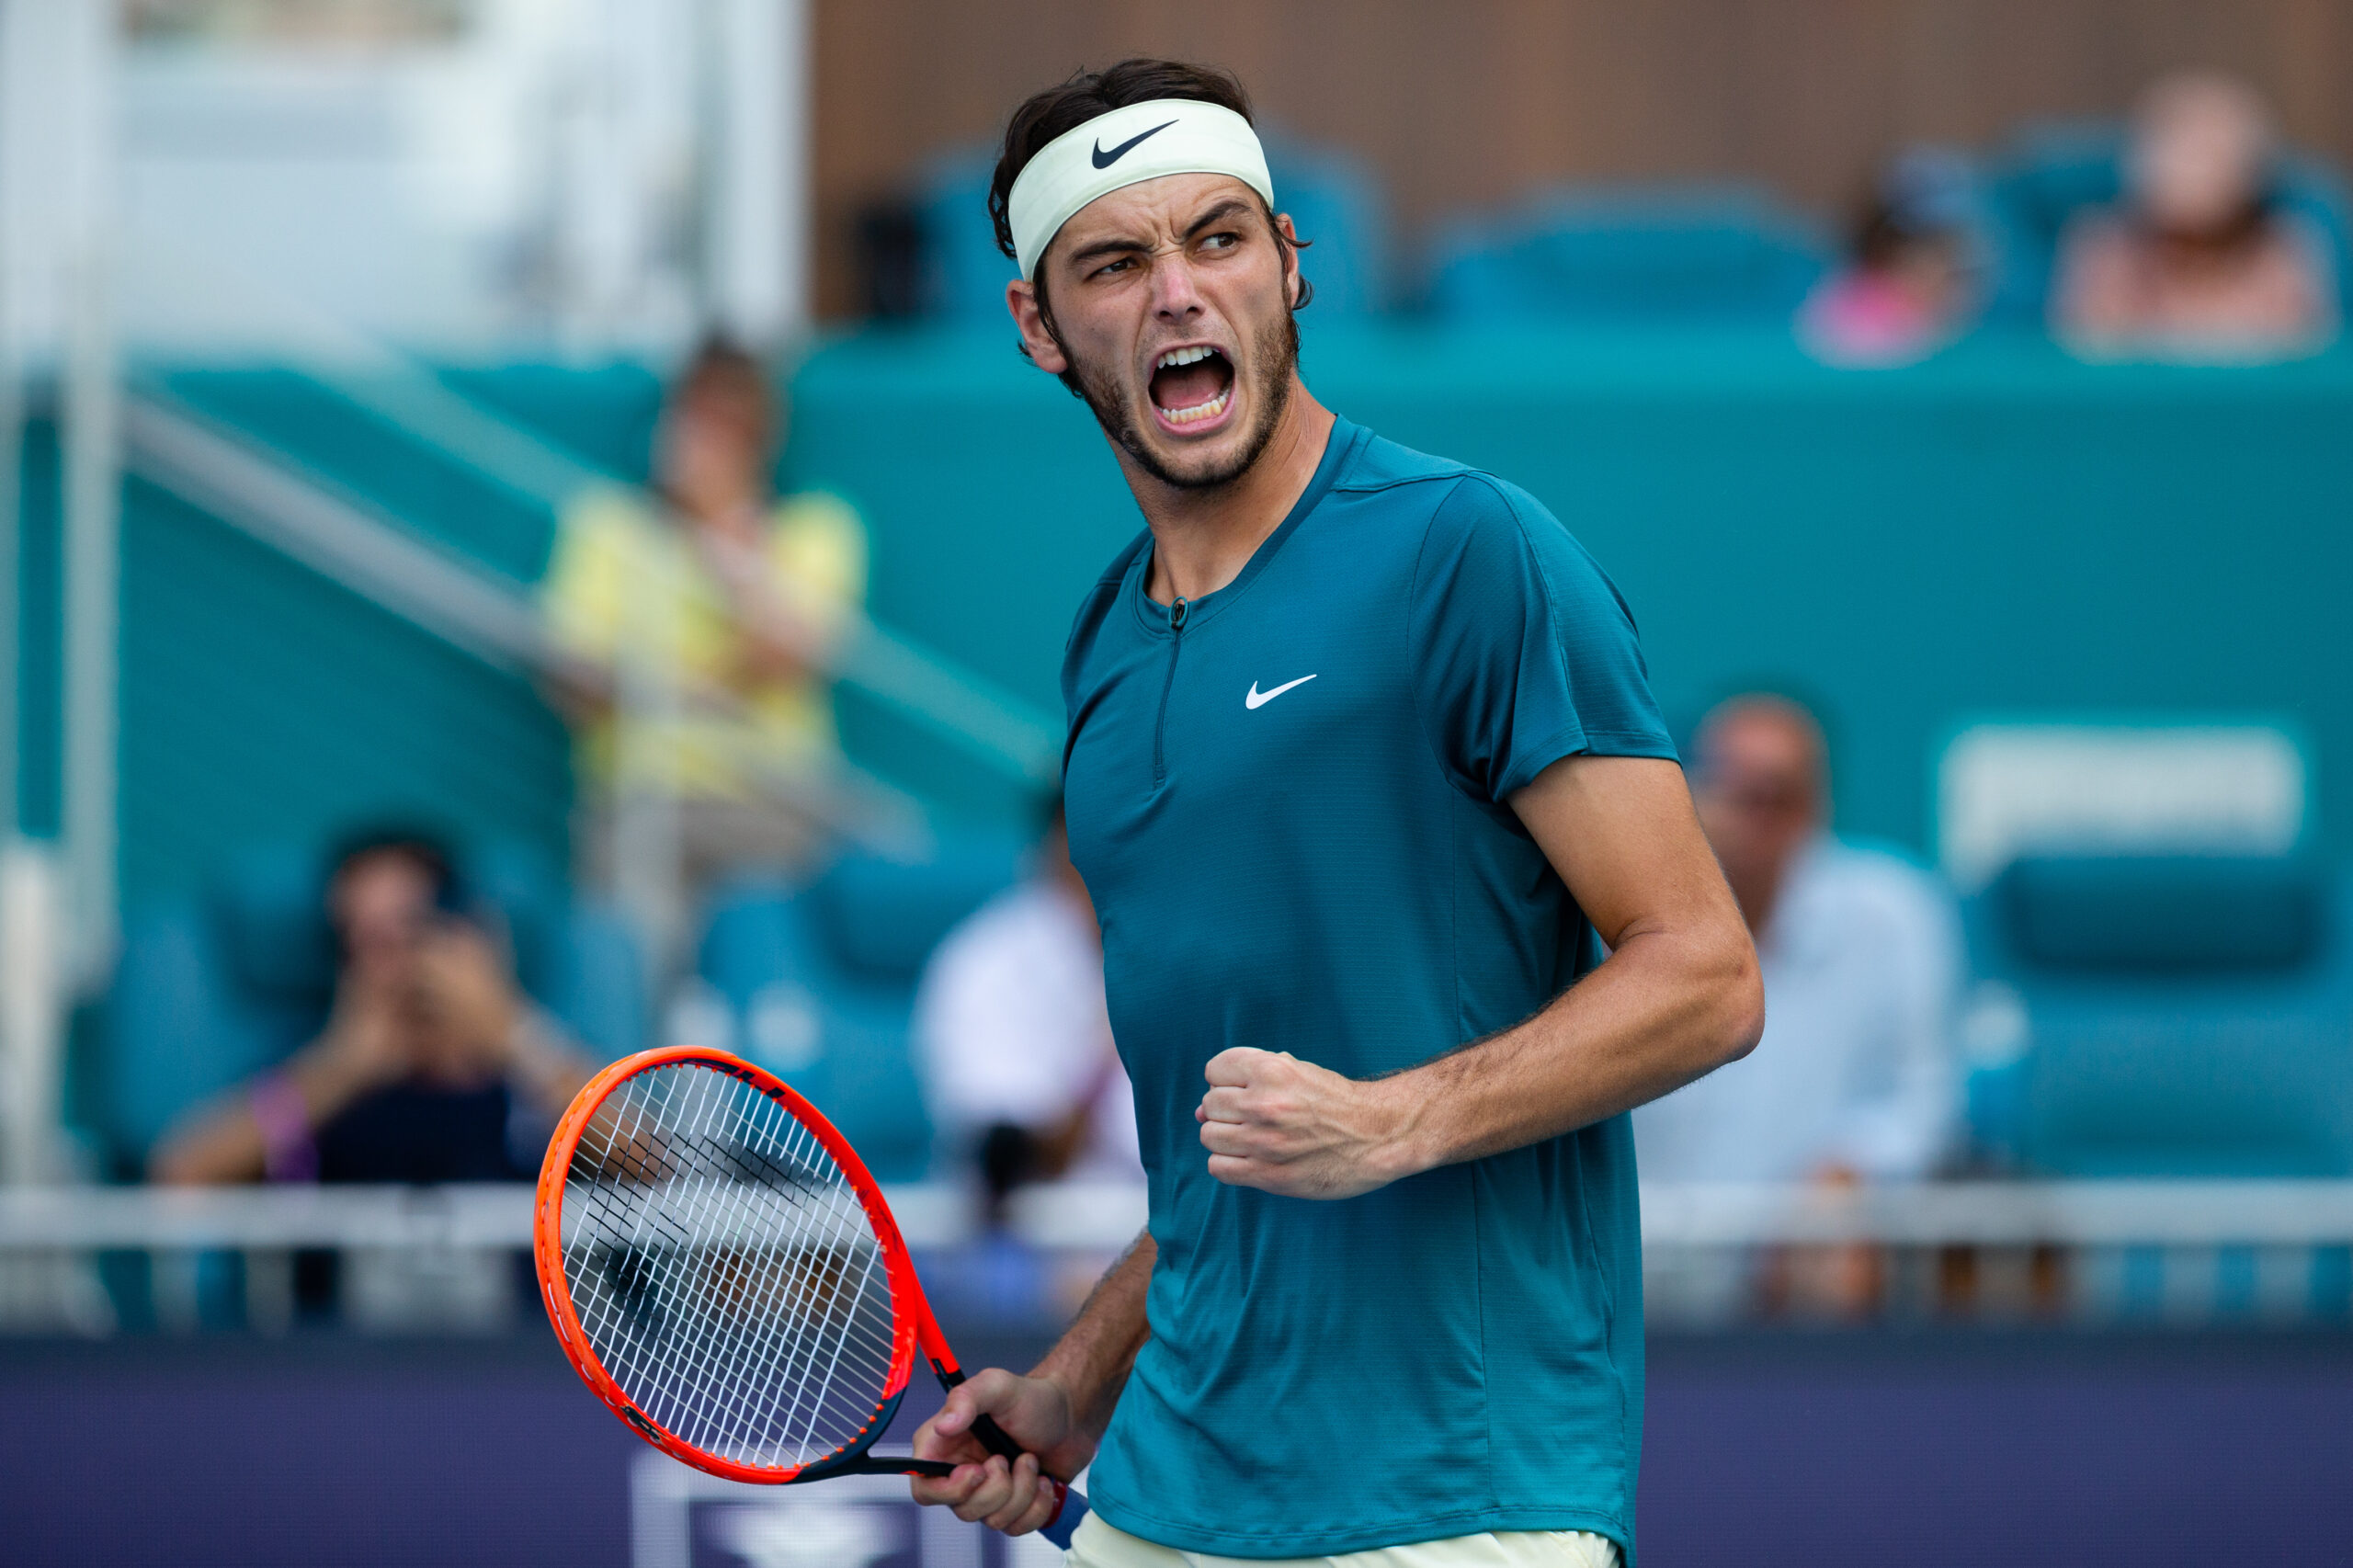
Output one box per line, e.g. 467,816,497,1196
1157,347,1217,369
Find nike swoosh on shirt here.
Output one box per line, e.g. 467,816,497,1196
1092,120,1177,168
1245,675,1318,710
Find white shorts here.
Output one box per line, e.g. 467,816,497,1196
1058,1510,1622,1568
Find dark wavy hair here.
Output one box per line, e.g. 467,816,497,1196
988,58,1313,389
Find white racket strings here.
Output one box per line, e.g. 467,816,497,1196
560,1063,903,1470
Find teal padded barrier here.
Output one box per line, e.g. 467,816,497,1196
1996,855,2326,973
1962,861,2353,1176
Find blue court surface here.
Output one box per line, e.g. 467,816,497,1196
4,1326,2346,1567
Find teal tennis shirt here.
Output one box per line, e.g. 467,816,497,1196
1061,418,1677,1559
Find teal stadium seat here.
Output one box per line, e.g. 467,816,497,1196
1962,854,2353,1176
1424,185,1826,323
914,133,1392,324
1984,124,2353,324
100,842,650,1169
693,838,1021,1181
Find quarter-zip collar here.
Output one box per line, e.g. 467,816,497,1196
1128,417,1366,640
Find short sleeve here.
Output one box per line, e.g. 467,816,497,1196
1409,475,1674,803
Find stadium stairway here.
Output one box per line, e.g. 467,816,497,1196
7,358,1064,1168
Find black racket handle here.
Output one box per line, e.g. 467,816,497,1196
934,1369,1029,1464
936,1370,1091,1546
966,1415,1089,1546
969,1412,1026,1461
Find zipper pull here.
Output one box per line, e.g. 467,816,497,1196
1170,597,1189,631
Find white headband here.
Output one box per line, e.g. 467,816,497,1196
1006,99,1275,279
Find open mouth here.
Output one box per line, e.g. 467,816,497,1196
1149,345,1234,430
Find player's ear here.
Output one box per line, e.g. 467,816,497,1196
1275,212,1306,310
1006,278,1070,377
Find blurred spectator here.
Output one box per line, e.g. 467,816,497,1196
914,797,1140,1219
541,335,869,884
2052,73,2338,362
1638,696,1960,1184
150,831,597,1187
1799,149,1985,365
1637,697,1960,1316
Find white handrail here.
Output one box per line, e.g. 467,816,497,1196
121,393,930,857
297,364,1061,785
123,397,574,679
6,1180,2352,1255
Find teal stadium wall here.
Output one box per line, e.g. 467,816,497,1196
12,329,2350,921
787,324,2353,858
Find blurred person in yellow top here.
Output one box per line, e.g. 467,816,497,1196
541,335,869,879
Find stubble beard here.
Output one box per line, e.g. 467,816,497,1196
1065,306,1301,493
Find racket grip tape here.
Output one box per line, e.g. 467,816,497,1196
968,1411,1026,1461
969,1412,1088,1550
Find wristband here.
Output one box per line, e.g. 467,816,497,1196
249,1071,319,1183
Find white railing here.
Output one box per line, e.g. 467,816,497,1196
1639,1180,2353,1246
1,1180,2348,1335
0,1179,1141,1253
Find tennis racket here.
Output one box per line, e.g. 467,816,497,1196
533,1045,1089,1547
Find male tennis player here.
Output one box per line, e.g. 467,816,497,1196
911,60,1765,1567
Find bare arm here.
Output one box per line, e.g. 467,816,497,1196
149,999,408,1186
1197,755,1764,1199
909,1229,1154,1535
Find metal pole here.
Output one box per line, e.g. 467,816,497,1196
702,0,807,347
0,2,29,1187
0,0,26,841
60,0,117,983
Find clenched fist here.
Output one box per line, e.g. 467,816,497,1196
1195,1047,1422,1199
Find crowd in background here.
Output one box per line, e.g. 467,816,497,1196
1802,71,2338,365
127,68,2347,1327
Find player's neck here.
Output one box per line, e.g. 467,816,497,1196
1136,378,1334,605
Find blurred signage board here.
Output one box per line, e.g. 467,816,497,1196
631,1450,1067,1568
1938,722,2306,891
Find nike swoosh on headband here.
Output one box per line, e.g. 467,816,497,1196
1245,675,1318,710
1092,119,1177,169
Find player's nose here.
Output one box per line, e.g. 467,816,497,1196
1150,254,1208,322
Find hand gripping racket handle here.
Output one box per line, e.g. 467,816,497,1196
965,1409,1091,1550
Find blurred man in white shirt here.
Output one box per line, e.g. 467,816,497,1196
1636,695,1960,1312
915,799,1141,1210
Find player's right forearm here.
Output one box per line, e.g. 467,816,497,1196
1032,1229,1154,1444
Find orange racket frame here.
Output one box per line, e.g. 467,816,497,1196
533,1046,1081,1542
538,1046,944,1480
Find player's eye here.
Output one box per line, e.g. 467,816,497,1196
1199,232,1240,253
1090,255,1140,279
